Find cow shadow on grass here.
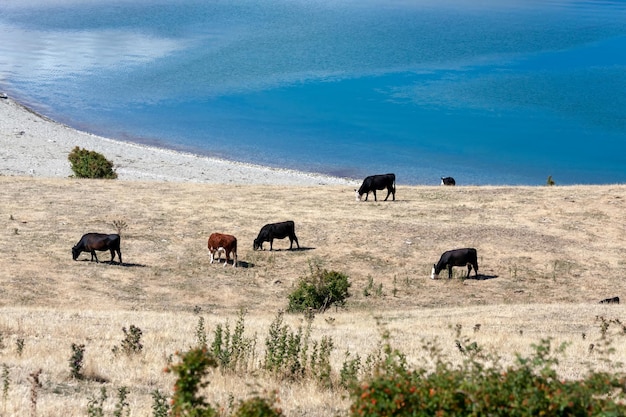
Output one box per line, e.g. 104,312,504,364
236,261,255,268
261,247,315,252
464,274,498,281
118,262,147,268
74,259,147,268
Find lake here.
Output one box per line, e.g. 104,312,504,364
1,0,625,184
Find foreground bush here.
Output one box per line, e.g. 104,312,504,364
287,264,351,313
68,146,118,179
350,337,626,417
166,347,218,417
166,347,284,417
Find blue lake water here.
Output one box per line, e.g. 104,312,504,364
1,0,625,185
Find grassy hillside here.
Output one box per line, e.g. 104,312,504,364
1,176,625,415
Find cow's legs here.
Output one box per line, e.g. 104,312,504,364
91,251,99,263
269,240,274,251
384,185,396,201
117,250,123,264
209,249,217,264
447,265,453,279
290,234,300,250
372,190,377,201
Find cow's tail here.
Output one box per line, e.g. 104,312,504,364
392,174,396,193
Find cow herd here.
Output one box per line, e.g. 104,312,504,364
205,221,300,268
71,173,477,278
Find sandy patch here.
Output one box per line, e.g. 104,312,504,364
0,95,356,186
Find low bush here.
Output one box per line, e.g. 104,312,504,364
69,343,85,379
349,333,626,417
112,324,143,356
68,146,118,179
210,310,256,373
165,347,218,417
232,394,283,417
287,263,351,313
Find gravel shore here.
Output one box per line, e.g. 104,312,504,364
0,95,354,186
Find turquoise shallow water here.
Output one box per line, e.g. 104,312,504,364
1,0,625,184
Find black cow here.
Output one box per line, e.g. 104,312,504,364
599,296,620,304
441,176,456,186
431,248,478,279
72,233,122,264
253,221,300,251
355,173,396,201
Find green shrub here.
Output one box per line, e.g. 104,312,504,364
210,309,256,373
87,387,107,417
232,393,283,417
287,264,351,313
263,311,307,379
113,386,130,417
112,325,143,356
349,336,626,417
263,311,335,387
151,389,170,417
69,343,86,379
165,347,218,417
68,146,118,179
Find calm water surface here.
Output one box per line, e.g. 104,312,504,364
1,0,625,184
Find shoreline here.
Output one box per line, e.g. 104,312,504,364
0,95,356,186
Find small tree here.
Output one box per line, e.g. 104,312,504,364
288,264,351,313
68,146,118,179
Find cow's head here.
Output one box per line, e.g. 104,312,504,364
253,239,262,251
72,246,80,260
354,189,362,202
430,264,439,279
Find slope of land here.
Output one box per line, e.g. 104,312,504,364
1,177,624,415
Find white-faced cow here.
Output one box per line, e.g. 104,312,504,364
355,173,396,202
441,176,456,186
253,221,300,251
208,233,238,267
431,248,478,279
72,233,122,264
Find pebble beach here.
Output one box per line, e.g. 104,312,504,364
0,95,354,186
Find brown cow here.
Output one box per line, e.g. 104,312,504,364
208,233,237,267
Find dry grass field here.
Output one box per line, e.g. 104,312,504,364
1,176,625,416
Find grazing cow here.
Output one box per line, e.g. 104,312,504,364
208,233,238,267
431,248,478,279
441,176,456,186
253,221,299,251
355,173,396,202
599,296,620,304
72,233,122,264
